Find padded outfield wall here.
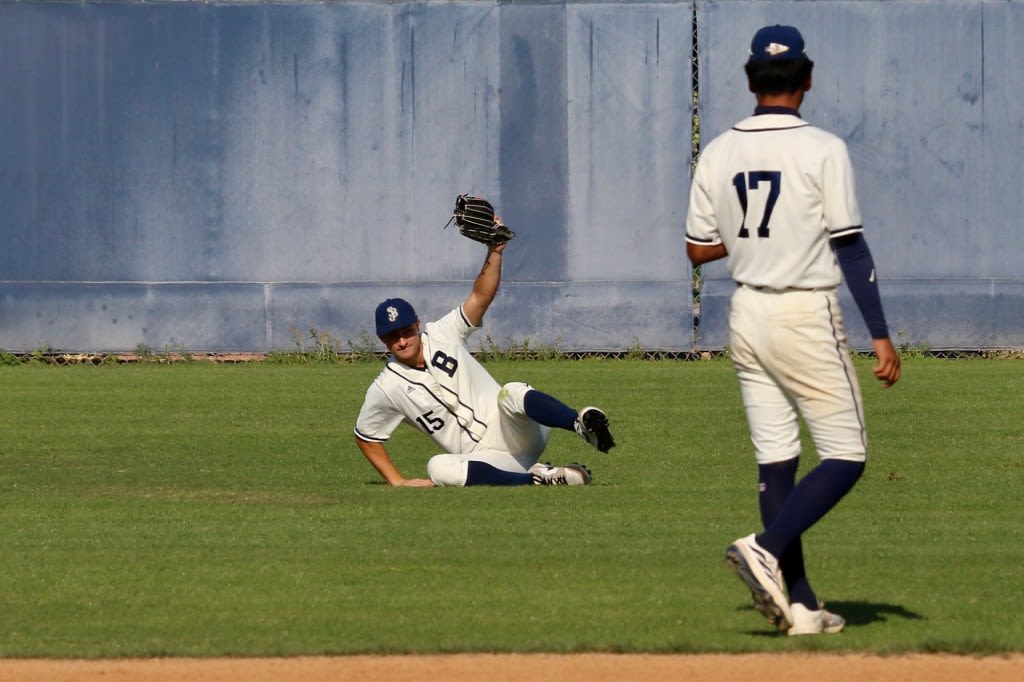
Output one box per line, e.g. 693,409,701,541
0,1,1020,353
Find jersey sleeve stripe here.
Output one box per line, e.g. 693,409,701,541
354,427,388,443
686,233,720,245
829,225,864,239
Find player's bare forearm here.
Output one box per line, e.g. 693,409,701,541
870,337,901,388
355,437,435,487
462,242,506,326
687,242,727,266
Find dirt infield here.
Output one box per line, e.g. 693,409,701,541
2,654,1022,682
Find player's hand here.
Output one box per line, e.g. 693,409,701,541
871,337,901,388
395,478,435,488
489,231,508,254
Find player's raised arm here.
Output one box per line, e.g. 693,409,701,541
462,241,506,327
354,436,435,487
444,194,513,327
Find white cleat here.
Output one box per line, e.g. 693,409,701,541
724,533,793,629
788,602,846,636
529,461,592,486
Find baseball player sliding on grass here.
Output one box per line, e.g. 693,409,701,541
685,25,901,635
354,223,615,488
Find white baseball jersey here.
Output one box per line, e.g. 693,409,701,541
354,306,501,454
686,112,863,290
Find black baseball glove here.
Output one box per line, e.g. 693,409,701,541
445,194,515,246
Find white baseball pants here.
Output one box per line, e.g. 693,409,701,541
729,285,867,465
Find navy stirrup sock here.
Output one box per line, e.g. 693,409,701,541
523,390,578,431
757,459,816,606
757,459,865,558
758,458,799,526
465,461,533,486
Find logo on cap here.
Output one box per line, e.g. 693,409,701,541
375,297,418,337
748,25,809,63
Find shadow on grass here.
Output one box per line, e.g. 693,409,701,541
825,600,925,627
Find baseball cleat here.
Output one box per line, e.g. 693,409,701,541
787,602,845,636
575,406,615,453
725,533,793,629
529,461,592,486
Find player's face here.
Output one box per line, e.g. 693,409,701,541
380,323,422,367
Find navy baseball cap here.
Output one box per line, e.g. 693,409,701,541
748,25,809,62
375,298,418,337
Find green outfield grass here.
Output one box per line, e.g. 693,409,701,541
0,358,1021,657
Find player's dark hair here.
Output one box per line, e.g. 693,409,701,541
745,59,814,95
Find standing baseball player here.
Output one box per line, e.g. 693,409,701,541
354,198,615,488
685,25,901,635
